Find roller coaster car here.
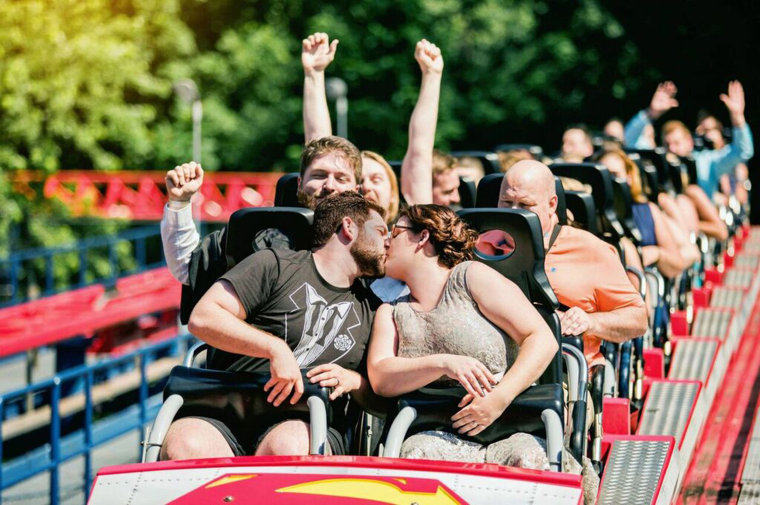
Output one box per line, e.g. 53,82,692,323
86,177,685,504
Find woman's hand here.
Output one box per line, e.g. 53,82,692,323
306,363,362,400
451,391,511,436
442,355,497,398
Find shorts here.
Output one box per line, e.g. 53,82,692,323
175,405,346,456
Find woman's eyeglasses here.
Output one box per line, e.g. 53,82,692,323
390,224,414,239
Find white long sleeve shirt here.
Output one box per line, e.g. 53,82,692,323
160,202,198,285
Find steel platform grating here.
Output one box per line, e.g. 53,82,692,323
711,287,745,310
597,440,672,505
724,269,755,288
669,340,718,382
735,254,760,270
638,382,699,446
691,309,731,339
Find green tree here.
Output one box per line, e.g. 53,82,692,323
0,0,195,295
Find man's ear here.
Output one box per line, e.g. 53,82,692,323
548,194,558,214
340,216,357,241
297,176,303,189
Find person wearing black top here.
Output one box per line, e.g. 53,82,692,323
160,192,387,460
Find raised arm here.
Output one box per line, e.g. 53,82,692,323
624,81,679,148
367,304,496,399
160,162,203,284
709,81,754,176
400,39,444,205
302,32,338,143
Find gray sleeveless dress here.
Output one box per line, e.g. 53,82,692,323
392,261,550,470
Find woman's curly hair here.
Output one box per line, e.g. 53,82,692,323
400,204,478,268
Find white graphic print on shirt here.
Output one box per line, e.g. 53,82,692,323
288,283,359,367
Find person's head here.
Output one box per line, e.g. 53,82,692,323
360,150,399,224
497,149,534,173
662,120,694,157
455,156,485,184
298,136,363,209
696,114,726,149
432,150,461,207
604,119,625,141
385,204,477,279
311,191,388,278
497,160,558,234
561,125,594,162
595,148,647,203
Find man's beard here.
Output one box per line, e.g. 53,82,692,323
297,188,332,210
350,234,386,279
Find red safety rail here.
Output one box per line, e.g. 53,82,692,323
0,267,181,358
11,170,285,222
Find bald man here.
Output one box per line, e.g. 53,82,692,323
498,160,647,368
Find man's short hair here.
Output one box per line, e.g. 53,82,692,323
661,120,691,140
432,149,457,177
564,123,592,141
312,191,386,248
300,136,363,183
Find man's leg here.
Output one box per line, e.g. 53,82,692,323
161,418,235,460
254,420,311,456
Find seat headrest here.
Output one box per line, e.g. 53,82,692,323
274,173,300,207
457,208,558,310
225,207,313,266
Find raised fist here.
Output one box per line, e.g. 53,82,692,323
166,161,203,202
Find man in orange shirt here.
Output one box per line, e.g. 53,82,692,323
497,160,647,367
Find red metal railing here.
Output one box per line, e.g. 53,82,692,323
11,170,285,222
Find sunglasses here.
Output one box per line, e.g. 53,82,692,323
390,224,415,239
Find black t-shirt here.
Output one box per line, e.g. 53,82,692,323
211,248,379,372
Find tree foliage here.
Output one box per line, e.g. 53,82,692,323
0,0,659,265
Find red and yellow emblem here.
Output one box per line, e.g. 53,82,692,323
170,473,468,504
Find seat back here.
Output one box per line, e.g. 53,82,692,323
274,173,300,207
475,173,503,207
611,179,643,244
475,173,568,227
450,150,502,174
550,162,625,240
494,143,545,160
225,207,313,266
458,176,477,208
625,148,673,194
458,208,561,383
564,191,599,236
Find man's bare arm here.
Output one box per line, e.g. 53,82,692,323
400,39,443,205
189,280,304,406
587,305,648,343
302,32,338,143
